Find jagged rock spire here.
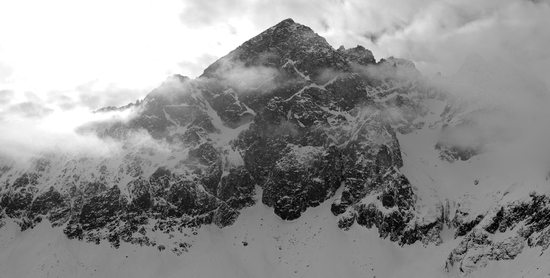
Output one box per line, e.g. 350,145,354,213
201,18,349,81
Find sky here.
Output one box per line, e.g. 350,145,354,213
0,0,549,111
0,0,549,160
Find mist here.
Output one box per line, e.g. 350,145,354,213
422,53,550,182
0,99,136,165
208,60,281,94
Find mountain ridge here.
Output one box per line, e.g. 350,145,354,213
0,18,549,277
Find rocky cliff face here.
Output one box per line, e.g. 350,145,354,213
0,18,549,276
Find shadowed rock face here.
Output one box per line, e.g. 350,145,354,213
202,18,350,82
446,193,550,274
338,45,376,66
1,18,546,275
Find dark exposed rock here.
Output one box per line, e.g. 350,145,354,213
446,193,550,274
127,178,152,212
2,189,33,219
455,215,484,237
218,167,255,209
12,173,39,189
338,45,376,66
78,185,124,231
484,207,505,234
202,18,350,83
29,187,69,223
213,203,240,227
436,142,480,162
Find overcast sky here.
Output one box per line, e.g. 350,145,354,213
0,0,549,111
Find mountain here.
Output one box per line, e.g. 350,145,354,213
1,18,550,277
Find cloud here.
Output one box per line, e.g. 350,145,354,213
0,107,121,164
352,57,421,81
178,54,219,77
179,0,550,86
0,91,55,120
74,81,146,110
46,94,79,111
0,86,144,164
1,0,545,106
207,60,282,94
422,52,550,176
5,101,53,118
0,85,143,163
0,90,13,105
0,62,13,83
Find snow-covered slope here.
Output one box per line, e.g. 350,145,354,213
2,193,550,278
0,197,471,278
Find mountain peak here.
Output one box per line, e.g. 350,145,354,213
274,18,295,26
264,18,308,35
201,18,349,80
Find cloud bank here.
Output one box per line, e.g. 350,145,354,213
181,0,550,84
